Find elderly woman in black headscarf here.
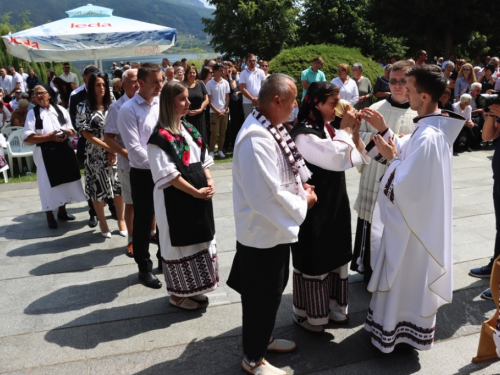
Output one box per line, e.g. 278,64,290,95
23,84,86,228
289,81,369,333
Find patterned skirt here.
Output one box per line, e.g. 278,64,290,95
84,144,121,201
161,245,219,297
292,264,349,326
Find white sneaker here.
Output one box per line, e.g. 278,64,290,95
218,150,226,158
241,359,287,375
208,151,215,159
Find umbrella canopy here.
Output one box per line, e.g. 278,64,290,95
2,4,177,63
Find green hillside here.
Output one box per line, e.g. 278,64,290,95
1,0,213,37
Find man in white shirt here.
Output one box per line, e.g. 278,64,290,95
206,63,230,158
8,66,24,94
239,53,266,119
18,67,28,87
104,69,139,258
227,73,317,375
59,62,79,86
0,69,12,101
165,67,178,83
117,63,163,289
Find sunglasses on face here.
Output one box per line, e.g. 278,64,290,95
462,68,471,71
262,65,269,67
389,79,407,85
248,60,256,63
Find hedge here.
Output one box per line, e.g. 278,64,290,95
269,44,384,99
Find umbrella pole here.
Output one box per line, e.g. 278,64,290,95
92,50,97,67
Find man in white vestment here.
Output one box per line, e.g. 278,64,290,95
227,73,317,374
360,64,465,353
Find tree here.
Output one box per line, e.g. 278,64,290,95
366,0,488,60
202,0,299,60
297,0,408,59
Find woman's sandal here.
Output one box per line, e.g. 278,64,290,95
169,297,200,310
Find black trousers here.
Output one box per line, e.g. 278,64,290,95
130,167,160,273
227,241,290,363
489,178,500,267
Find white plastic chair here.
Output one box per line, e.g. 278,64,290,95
1,126,17,139
6,129,34,177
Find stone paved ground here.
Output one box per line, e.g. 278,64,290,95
1,149,500,374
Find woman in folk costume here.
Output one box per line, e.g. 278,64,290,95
23,84,86,229
289,82,369,332
147,81,219,311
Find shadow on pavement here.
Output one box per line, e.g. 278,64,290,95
24,274,134,315
7,231,105,258
27,247,124,276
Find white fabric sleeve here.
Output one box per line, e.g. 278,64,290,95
238,136,308,226
4,109,11,122
23,110,36,140
104,103,119,134
202,149,214,169
147,144,180,190
295,131,364,171
350,81,359,106
366,128,395,159
118,105,149,169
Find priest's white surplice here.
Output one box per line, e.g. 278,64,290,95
364,111,464,353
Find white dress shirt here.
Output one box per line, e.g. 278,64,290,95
105,94,132,172
59,72,79,86
117,92,159,169
11,72,25,92
0,75,12,94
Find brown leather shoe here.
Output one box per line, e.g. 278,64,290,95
126,242,134,258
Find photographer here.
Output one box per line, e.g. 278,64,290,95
469,104,500,299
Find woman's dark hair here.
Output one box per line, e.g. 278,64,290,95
52,77,72,103
200,67,212,81
184,65,199,83
113,69,123,79
86,73,112,111
47,70,56,82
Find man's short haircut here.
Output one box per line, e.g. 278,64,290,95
258,73,295,104
122,68,138,82
312,56,322,63
471,82,482,91
384,64,393,71
417,50,426,58
137,63,161,81
246,53,255,62
7,66,14,71
406,64,447,103
172,61,181,68
181,58,187,63
83,65,99,76
63,62,70,66
166,67,175,74
390,60,414,73
460,93,472,104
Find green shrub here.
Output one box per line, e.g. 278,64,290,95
270,44,384,99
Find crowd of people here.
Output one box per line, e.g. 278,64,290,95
1,49,499,375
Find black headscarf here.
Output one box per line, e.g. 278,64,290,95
298,81,337,131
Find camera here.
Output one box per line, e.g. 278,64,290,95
476,90,500,109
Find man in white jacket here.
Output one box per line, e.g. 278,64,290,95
228,74,317,375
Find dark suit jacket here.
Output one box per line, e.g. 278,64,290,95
69,88,87,129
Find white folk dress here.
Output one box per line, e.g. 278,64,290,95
147,126,219,297
352,98,417,276
292,126,369,325
364,112,464,353
23,106,86,211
